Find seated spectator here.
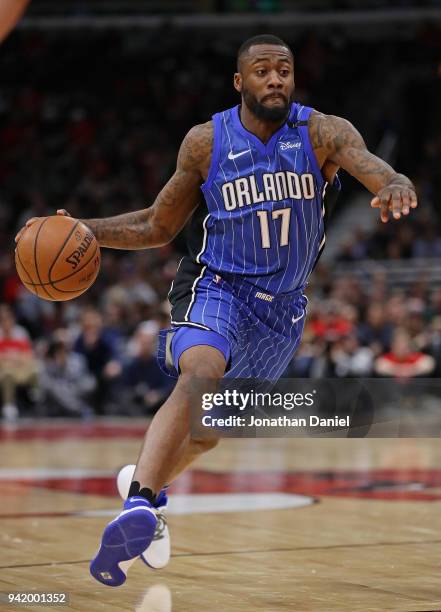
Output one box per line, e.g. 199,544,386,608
384,294,407,328
287,337,329,378
121,320,174,415
73,308,122,413
330,334,374,377
412,223,441,258
102,300,130,356
0,303,38,420
374,328,435,379
406,307,429,352
357,302,393,356
309,302,353,342
336,229,368,262
39,329,96,418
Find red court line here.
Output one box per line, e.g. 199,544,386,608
0,511,79,519
0,423,147,441
2,468,441,501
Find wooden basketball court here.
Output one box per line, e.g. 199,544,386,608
1,420,441,611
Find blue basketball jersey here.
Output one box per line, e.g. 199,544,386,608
196,103,328,294
159,104,341,380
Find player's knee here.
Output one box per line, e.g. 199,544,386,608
179,345,226,379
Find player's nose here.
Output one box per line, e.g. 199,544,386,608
267,71,284,88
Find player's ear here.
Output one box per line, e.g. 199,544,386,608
234,72,242,93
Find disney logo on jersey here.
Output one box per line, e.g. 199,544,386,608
221,171,316,211
279,141,302,150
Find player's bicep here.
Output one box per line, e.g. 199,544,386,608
149,168,201,243
148,122,212,243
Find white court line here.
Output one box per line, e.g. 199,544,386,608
72,493,314,517
0,468,114,479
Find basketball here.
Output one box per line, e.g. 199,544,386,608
15,215,100,301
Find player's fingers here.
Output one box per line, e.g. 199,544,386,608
377,191,390,223
409,191,418,208
15,217,37,241
14,229,24,243
15,216,41,242
25,216,38,227
401,191,410,215
371,196,381,208
56,209,71,217
391,192,402,220
380,198,390,223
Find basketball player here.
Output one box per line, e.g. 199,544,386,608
16,35,418,586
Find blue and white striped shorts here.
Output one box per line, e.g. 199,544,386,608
157,257,307,380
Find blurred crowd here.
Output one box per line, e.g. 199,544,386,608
337,210,441,262
287,269,441,380
0,24,440,418
0,298,174,419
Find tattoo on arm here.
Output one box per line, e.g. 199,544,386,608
309,112,414,194
82,122,213,250
177,121,213,177
81,209,156,250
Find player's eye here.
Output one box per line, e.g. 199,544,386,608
280,70,290,77
256,69,266,76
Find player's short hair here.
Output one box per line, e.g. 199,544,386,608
237,34,292,71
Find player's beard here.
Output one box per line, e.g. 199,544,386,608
242,87,291,122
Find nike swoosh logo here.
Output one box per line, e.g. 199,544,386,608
292,313,304,324
228,149,250,160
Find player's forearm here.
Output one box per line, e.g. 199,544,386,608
311,113,416,196
81,208,171,250
340,148,396,194
345,151,414,196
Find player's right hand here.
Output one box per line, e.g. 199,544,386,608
14,209,72,243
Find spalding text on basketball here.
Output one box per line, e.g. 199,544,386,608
65,232,94,269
